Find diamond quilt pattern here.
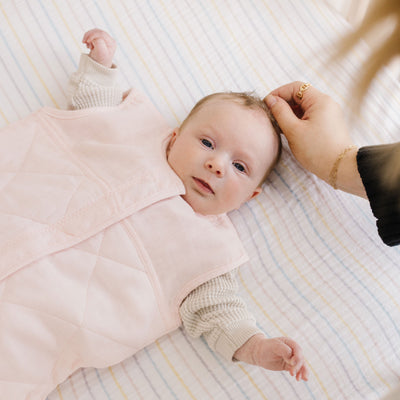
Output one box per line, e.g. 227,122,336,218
0,90,184,282
0,88,246,400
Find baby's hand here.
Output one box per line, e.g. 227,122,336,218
234,334,309,381
82,28,116,68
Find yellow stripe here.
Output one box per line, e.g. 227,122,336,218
0,107,9,125
107,0,180,123
156,340,197,400
210,0,269,89
256,173,391,389
238,270,284,334
159,0,215,92
238,270,330,399
0,3,58,108
56,385,64,400
51,0,81,50
108,366,129,400
238,364,269,400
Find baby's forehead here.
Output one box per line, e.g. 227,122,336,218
196,96,270,119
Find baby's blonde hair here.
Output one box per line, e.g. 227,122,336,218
181,92,282,185
335,0,400,187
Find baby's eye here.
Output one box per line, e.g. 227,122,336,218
233,162,246,173
201,139,213,149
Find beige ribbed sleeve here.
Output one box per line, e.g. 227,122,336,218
180,270,262,361
67,55,261,362
67,54,123,109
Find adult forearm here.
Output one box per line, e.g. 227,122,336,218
327,146,367,198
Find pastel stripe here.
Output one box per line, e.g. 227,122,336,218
108,366,128,400
13,3,67,98
159,0,216,92
0,3,57,107
155,340,197,400
0,25,43,110
36,0,78,69
120,361,145,400
167,334,214,398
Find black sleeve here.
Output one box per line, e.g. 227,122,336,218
356,143,400,246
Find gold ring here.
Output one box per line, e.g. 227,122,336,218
296,83,311,100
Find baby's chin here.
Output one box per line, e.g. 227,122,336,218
181,193,234,216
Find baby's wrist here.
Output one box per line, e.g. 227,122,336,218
88,54,114,69
234,333,265,364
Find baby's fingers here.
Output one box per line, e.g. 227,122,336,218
82,29,107,44
281,338,304,365
295,364,309,381
82,29,97,44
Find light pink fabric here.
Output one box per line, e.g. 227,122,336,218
0,90,248,399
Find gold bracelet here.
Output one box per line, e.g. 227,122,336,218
328,145,357,189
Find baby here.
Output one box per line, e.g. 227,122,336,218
79,28,308,377
0,29,307,399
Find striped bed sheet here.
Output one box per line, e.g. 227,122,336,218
0,1,399,399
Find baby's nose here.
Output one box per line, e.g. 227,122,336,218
206,161,224,177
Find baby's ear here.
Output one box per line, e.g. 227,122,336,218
248,187,262,201
166,127,180,155
171,127,180,143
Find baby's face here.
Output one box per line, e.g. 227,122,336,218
167,99,279,215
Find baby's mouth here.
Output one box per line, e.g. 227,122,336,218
193,177,214,194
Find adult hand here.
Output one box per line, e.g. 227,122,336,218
264,82,355,184
82,28,117,68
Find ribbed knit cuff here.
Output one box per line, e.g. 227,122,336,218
209,320,262,362
77,54,120,87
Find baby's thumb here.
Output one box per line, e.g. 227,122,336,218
264,95,300,139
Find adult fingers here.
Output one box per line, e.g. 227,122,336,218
264,94,304,137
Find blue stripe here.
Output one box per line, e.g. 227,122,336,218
81,368,96,400
248,0,314,83
196,1,255,89
36,0,78,69
133,3,196,106
181,332,233,399
25,0,70,78
0,27,42,108
199,337,251,400
90,1,142,86
146,0,205,97
144,347,179,400
95,369,112,400
132,354,163,399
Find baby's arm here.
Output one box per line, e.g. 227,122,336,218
67,29,123,109
180,271,308,381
